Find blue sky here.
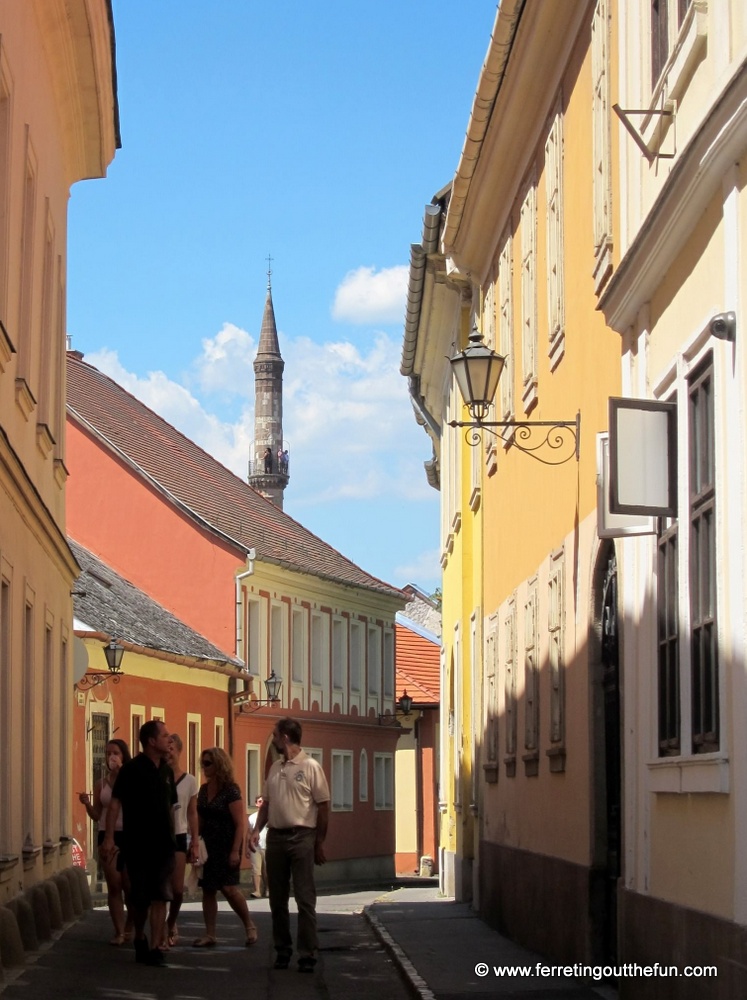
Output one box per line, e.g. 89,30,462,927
66,2,496,593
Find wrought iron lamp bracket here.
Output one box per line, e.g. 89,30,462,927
448,412,581,466
76,671,122,691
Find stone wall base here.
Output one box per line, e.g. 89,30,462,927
619,888,747,1000
0,868,90,974
479,839,592,964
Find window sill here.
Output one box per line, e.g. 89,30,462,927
483,762,499,784
648,754,729,794
0,319,14,371
469,486,481,512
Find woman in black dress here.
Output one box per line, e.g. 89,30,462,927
193,748,258,947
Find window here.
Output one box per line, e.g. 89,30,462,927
311,612,327,688
689,360,717,753
43,622,54,839
504,601,517,776
332,617,346,691
246,746,261,805
592,0,612,291
548,553,566,771
128,707,143,754
383,629,394,699
367,625,381,697
350,620,363,692
485,620,499,768
656,354,719,757
498,234,514,421
38,208,56,434
305,747,323,765
520,178,538,412
359,749,368,801
246,598,262,675
0,72,10,332
658,508,680,754
214,718,225,749
545,104,564,368
523,585,539,776
270,603,284,686
373,753,394,810
23,597,34,840
651,0,669,90
17,136,37,389
650,0,697,94
187,716,201,776
331,751,353,811
291,607,306,684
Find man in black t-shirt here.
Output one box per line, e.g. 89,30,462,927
102,719,176,965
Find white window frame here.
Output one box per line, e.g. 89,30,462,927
349,620,363,693
331,750,353,812
359,749,368,802
373,752,394,810
592,0,612,292
245,744,261,805
520,176,538,413
367,624,381,698
498,232,515,425
291,605,307,685
545,101,564,369
332,616,347,692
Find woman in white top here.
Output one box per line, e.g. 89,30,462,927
165,733,199,947
78,738,132,945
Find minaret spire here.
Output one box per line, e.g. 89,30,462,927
247,263,288,508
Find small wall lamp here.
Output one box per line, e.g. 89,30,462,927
379,690,414,725
448,326,580,465
233,670,283,714
76,638,125,691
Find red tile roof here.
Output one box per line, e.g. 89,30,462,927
396,621,440,704
66,353,405,602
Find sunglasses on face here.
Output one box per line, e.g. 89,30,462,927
200,759,214,767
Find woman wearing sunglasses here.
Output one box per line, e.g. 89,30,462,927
193,748,258,947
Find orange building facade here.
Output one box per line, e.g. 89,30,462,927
67,352,406,883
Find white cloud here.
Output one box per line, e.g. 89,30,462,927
331,265,408,324
85,347,253,477
85,324,434,509
191,322,256,398
393,549,442,590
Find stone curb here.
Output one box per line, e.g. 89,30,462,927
363,905,435,1000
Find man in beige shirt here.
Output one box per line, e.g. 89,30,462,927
248,717,330,973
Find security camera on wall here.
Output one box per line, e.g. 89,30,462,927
710,311,736,342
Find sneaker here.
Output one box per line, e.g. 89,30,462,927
273,953,291,970
298,956,316,973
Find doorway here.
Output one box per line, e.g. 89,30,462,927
590,543,622,963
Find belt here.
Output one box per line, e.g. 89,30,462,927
270,826,313,834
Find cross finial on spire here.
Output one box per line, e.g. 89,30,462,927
266,254,273,291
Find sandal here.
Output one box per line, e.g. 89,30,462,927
245,924,258,946
168,929,179,947
109,933,125,946
193,936,217,948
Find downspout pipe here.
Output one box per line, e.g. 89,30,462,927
230,549,255,756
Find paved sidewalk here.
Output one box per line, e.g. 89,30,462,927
366,886,618,1000
0,893,411,1000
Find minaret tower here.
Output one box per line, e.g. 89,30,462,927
247,260,288,508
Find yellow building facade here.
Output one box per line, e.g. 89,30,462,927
404,0,623,963
0,0,118,908
408,1,747,993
